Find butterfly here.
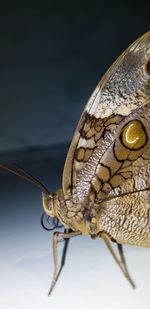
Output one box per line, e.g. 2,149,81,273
1,31,150,295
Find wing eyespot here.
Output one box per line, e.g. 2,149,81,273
120,120,148,150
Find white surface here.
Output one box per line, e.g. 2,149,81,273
1,207,150,309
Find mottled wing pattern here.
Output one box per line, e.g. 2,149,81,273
63,31,150,205
75,104,150,202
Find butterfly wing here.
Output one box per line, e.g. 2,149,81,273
62,31,150,203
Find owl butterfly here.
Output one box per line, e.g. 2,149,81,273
1,31,150,295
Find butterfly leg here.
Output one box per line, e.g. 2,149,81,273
101,232,136,288
48,230,81,296
117,243,136,288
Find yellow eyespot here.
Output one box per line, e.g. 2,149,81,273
121,120,147,150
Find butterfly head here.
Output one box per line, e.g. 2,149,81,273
42,192,56,218
42,189,65,218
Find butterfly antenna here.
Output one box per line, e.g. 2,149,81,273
0,164,50,195
15,164,50,194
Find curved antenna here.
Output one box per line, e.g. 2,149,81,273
0,164,50,195
15,165,50,194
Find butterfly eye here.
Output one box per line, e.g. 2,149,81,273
146,60,150,75
121,120,147,150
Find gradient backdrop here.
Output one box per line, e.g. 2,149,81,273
0,1,150,309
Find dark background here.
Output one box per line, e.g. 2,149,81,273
0,0,149,157
0,2,150,307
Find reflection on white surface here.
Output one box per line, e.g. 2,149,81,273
0,156,150,309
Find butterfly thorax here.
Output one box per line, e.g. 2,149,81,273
42,190,103,237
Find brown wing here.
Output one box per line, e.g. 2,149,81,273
100,189,150,247
62,31,150,202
